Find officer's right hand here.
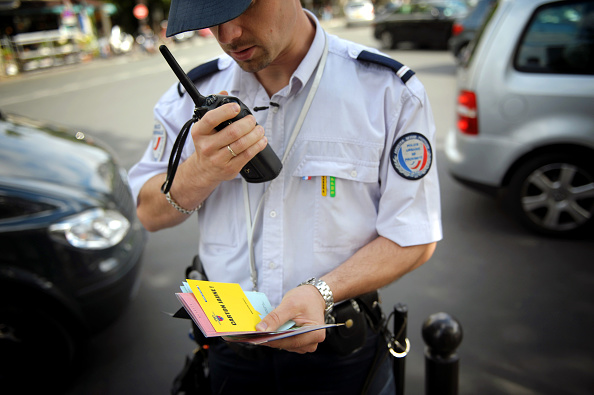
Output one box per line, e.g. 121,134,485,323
190,91,268,185
255,284,327,354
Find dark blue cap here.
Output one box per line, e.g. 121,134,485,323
166,0,252,37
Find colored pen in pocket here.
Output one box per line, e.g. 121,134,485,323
321,176,335,197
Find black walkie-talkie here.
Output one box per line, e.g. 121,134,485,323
159,45,282,194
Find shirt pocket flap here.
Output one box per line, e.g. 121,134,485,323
293,157,378,183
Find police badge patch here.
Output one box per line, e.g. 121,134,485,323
391,133,433,180
151,120,166,161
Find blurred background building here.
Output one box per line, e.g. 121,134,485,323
0,0,121,75
0,0,399,76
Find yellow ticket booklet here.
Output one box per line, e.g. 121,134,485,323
186,279,261,332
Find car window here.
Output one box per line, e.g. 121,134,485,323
462,0,499,66
398,4,413,14
412,4,433,14
515,0,594,75
465,0,496,26
409,1,468,17
440,1,470,17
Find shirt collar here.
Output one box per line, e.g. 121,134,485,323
286,9,325,97
228,9,326,101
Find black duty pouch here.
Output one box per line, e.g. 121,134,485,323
322,291,383,356
170,256,215,395
170,342,210,395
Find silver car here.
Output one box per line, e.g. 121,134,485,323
344,1,375,27
445,0,594,237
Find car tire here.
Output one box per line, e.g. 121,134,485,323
380,31,396,50
506,153,594,237
0,293,86,392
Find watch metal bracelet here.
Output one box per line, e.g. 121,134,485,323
299,277,334,313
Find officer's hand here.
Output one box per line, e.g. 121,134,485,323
255,285,327,354
190,91,268,184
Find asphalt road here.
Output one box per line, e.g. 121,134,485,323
1,22,593,395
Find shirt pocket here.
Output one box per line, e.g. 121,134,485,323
293,154,380,253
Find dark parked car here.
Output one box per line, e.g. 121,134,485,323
0,111,146,391
448,0,497,62
373,0,470,50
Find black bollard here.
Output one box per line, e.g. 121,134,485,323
392,304,408,395
422,312,463,395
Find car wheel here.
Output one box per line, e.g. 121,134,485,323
0,296,86,392
380,31,396,50
507,153,594,236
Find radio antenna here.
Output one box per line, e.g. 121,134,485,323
159,45,205,106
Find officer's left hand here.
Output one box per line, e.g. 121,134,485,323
255,285,326,354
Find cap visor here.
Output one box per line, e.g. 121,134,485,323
166,0,252,36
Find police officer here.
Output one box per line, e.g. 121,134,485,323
129,0,442,393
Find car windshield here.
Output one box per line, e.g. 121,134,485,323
392,0,468,18
436,1,470,17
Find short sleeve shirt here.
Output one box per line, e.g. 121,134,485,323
128,16,442,307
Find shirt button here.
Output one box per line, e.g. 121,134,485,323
350,170,358,178
269,262,276,269
270,210,277,218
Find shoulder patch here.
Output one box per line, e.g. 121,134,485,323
177,59,220,97
357,50,415,84
151,120,167,161
391,133,432,180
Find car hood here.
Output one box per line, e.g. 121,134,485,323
0,112,118,195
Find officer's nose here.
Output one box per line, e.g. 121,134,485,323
213,20,242,45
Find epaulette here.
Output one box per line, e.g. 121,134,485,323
356,50,415,84
177,59,220,97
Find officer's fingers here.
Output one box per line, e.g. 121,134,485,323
256,287,323,333
227,126,267,161
192,102,241,137
256,293,308,332
289,330,326,353
256,308,288,333
219,113,258,144
264,330,324,354
204,115,260,164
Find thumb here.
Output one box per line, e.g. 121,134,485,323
256,307,291,332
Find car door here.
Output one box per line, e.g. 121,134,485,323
384,3,415,41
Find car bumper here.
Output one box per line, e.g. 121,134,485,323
445,127,522,191
74,221,146,331
346,17,374,26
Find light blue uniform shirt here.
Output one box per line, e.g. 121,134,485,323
129,16,442,307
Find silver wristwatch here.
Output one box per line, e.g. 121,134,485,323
299,277,334,313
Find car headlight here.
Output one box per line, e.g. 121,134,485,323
49,208,130,250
